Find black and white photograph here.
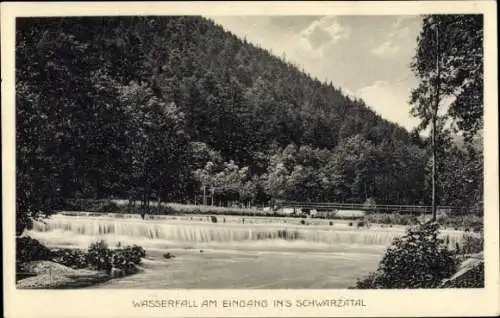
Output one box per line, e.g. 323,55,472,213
2,1,499,317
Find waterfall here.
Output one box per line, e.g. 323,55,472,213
29,214,467,248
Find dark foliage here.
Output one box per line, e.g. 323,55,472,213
459,234,483,255
50,241,147,275
444,263,484,288
354,222,458,289
111,245,146,274
51,248,88,269
16,236,52,270
87,240,113,272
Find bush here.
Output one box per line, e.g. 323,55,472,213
437,214,483,231
16,213,34,236
86,241,146,274
111,249,136,274
443,263,484,288
51,248,88,269
381,215,393,224
127,245,147,264
111,244,146,273
97,202,119,213
87,240,113,272
363,198,377,211
352,271,380,289
16,236,52,265
354,222,458,289
460,234,483,255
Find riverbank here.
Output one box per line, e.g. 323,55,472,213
16,235,148,289
16,261,111,289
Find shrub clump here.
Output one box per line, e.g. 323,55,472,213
87,240,113,272
86,240,147,274
443,262,484,288
354,222,458,289
16,236,148,282
51,241,146,276
51,248,88,269
16,236,52,272
16,236,52,264
459,234,483,255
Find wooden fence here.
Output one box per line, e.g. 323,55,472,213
280,201,483,216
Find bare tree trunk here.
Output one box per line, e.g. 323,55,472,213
140,191,146,219
431,117,437,221
431,24,441,222
203,185,206,206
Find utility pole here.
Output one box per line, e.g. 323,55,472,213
431,20,440,222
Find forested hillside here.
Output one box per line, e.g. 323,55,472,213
16,16,482,216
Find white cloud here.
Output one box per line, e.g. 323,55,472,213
300,16,350,48
209,16,324,61
357,80,419,130
341,87,357,99
393,15,417,28
371,40,401,58
389,26,412,40
371,16,421,59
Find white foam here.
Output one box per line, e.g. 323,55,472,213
29,214,466,251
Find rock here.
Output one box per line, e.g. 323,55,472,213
17,261,110,289
200,250,204,253
22,260,82,276
440,254,484,288
465,252,484,259
163,252,175,259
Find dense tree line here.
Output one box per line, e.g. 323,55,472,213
16,16,483,231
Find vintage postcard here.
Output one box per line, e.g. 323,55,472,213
2,1,499,317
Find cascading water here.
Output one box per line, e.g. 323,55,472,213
25,213,471,289
29,213,466,249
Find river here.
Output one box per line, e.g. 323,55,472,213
26,213,465,289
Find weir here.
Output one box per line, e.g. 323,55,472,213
30,214,466,248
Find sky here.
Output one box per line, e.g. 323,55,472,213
206,15,424,131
